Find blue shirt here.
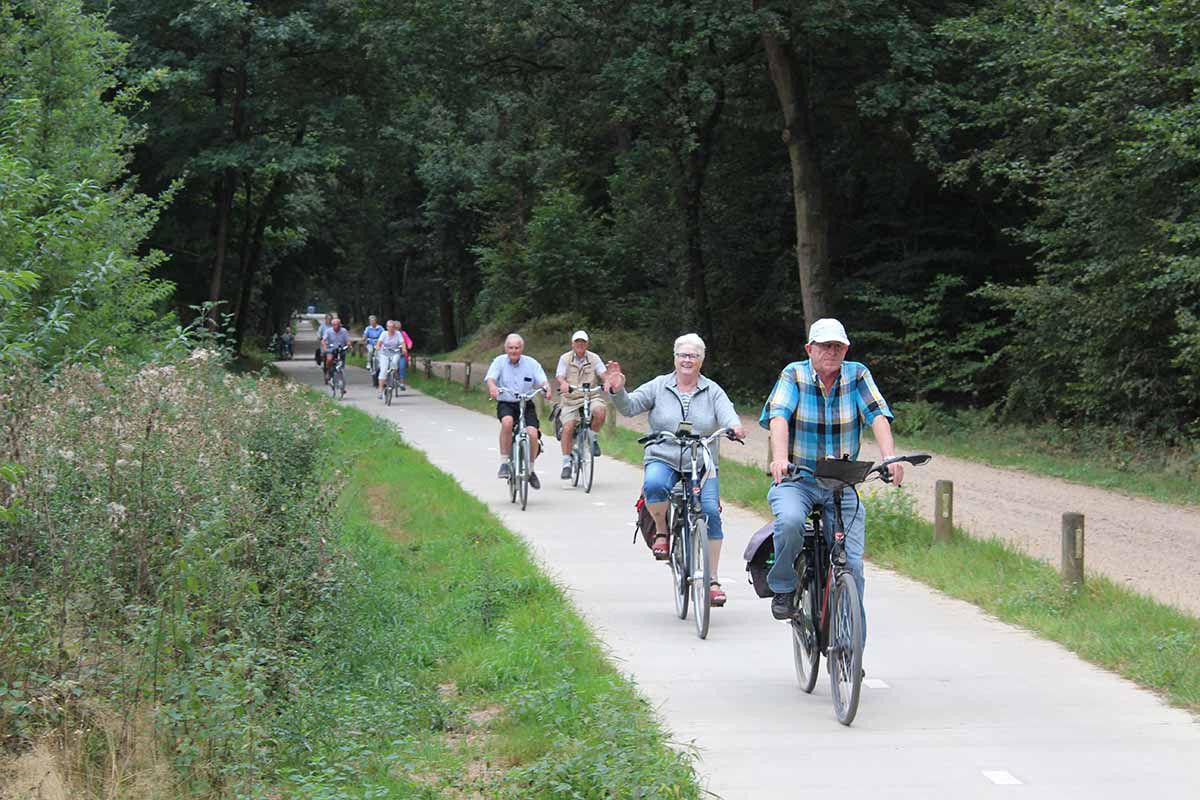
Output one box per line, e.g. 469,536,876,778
322,327,350,350
362,324,384,348
758,360,892,473
484,354,548,401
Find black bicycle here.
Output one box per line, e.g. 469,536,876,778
565,384,604,493
783,454,930,725
505,390,542,511
327,345,348,400
639,424,742,640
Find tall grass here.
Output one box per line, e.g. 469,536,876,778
0,353,344,796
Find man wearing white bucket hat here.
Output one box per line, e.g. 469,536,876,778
758,318,902,642
554,330,608,479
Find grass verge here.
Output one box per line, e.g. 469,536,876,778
277,395,701,798
410,373,1200,712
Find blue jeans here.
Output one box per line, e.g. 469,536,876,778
397,354,407,382
766,474,867,641
643,460,723,540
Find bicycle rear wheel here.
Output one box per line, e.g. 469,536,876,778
829,572,864,725
791,567,820,693
580,430,594,493
669,506,688,620
518,436,530,510
691,516,711,640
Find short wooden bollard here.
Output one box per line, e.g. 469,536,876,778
424,358,432,378
463,362,472,390
933,480,953,544
1062,512,1085,589
443,364,451,382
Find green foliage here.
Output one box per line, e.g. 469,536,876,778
477,186,611,317
929,0,1200,431
0,0,177,368
854,273,1004,402
0,353,342,793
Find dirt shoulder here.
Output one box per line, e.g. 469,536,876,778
426,358,1200,618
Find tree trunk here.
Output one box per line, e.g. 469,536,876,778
674,85,725,355
438,277,458,351
207,38,250,312
756,7,832,327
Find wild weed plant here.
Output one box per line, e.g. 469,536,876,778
0,351,345,795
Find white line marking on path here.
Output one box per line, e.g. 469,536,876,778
593,501,606,506
982,770,1023,786
864,678,889,689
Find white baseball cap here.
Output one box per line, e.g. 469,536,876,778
571,330,589,342
807,318,850,346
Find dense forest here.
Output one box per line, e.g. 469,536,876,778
7,0,1200,431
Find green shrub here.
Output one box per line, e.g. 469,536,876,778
0,352,344,795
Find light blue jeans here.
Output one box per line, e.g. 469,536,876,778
767,474,868,641
643,460,723,540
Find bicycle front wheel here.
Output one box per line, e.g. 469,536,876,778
791,568,820,693
580,430,594,493
571,431,583,488
691,516,711,640
669,506,688,620
829,572,864,725
518,436,530,510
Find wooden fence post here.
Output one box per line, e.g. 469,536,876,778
1062,512,1085,589
933,480,953,544
464,362,472,390
443,364,451,382
424,358,432,378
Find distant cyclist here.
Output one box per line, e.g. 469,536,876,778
315,313,333,369
321,317,351,378
361,315,385,381
375,320,407,400
760,318,901,642
555,330,608,479
485,334,551,489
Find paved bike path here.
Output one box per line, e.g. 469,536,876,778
279,354,1198,800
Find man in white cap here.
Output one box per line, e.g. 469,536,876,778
554,330,608,479
758,318,903,643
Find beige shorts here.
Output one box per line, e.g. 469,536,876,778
560,398,605,426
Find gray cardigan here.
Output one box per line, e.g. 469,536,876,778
611,372,740,469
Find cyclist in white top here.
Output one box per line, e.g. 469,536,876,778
485,334,551,489
375,320,407,399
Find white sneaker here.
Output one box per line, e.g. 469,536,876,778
378,392,384,400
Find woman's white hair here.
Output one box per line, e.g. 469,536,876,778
674,333,706,360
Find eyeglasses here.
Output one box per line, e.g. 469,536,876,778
674,352,701,361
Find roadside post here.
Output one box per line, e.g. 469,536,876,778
1062,512,1085,589
934,480,954,544
464,362,472,390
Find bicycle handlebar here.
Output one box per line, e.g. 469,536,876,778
637,427,744,447
781,453,932,484
566,384,605,394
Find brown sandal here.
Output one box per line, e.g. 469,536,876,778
709,581,727,607
651,534,669,560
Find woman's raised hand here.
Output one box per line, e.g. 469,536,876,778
605,361,625,392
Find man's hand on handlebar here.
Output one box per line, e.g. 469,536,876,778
488,384,500,401
884,461,904,486
769,458,792,484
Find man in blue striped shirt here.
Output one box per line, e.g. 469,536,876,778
758,318,903,634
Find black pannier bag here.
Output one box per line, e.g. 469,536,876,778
743,522,776,598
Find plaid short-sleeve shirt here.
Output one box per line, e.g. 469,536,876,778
758,360,893,473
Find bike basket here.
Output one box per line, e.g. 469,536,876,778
813,458,875,491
